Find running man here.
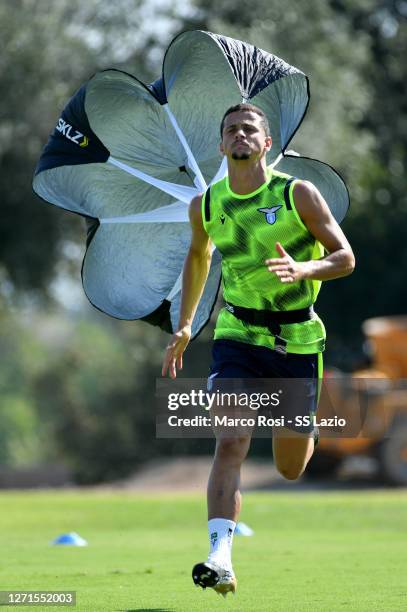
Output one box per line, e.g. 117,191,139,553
161,103,355,597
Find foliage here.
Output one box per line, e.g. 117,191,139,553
0,305,213,481
35,317,166,482
0,1,406,478
0,307,49,465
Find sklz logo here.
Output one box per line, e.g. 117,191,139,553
55,118,89,147
257,205,282,225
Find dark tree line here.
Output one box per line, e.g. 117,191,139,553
0,1,405,480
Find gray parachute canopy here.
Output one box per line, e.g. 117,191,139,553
33,30,349,338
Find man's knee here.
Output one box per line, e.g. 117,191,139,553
275,460,306,481
273,432,314,480
215,436,251,463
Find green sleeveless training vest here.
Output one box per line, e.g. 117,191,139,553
202,167,326,354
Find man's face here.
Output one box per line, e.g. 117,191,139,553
220,111,272,161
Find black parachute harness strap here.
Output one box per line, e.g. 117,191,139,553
283,177,296,210
224,302,315,353
204,187,211,222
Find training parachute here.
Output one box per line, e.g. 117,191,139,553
33,30,349,338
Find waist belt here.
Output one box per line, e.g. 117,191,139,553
224,301,314,335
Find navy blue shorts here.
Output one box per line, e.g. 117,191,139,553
207,339,323,434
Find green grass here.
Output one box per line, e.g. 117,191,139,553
0,490,407,611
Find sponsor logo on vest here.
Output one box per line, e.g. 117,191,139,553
220,213,226,225
55,118,89,147
257,205,283,225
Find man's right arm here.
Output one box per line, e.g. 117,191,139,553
161,195,213,379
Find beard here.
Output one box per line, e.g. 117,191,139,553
231,151,251,160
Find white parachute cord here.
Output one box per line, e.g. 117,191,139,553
210,156,228,185
107,156,197,204
166,273,183,301
163,104,207,192
166,139,224,300
100,200,190,224
270,152,283,168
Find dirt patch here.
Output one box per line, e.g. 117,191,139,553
106,456,286,492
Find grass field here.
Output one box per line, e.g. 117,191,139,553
0,489,406,611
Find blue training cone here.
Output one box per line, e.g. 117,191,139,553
52,532,88,546
235,522,254,536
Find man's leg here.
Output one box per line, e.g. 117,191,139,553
193,339,256,595
273,429,314,480
192,434,251,596
270,351,323,480
208,435,251,520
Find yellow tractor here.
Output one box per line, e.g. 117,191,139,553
308,316,407,485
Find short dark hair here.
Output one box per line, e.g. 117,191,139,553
220,103,270,137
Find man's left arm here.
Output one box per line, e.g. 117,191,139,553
266,180,355,283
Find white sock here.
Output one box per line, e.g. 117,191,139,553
207,518,236,571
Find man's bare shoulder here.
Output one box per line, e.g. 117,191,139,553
189,194,204,225
293,179,320,201
189,194,203,212
293,180,331,221
188,194,210,233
